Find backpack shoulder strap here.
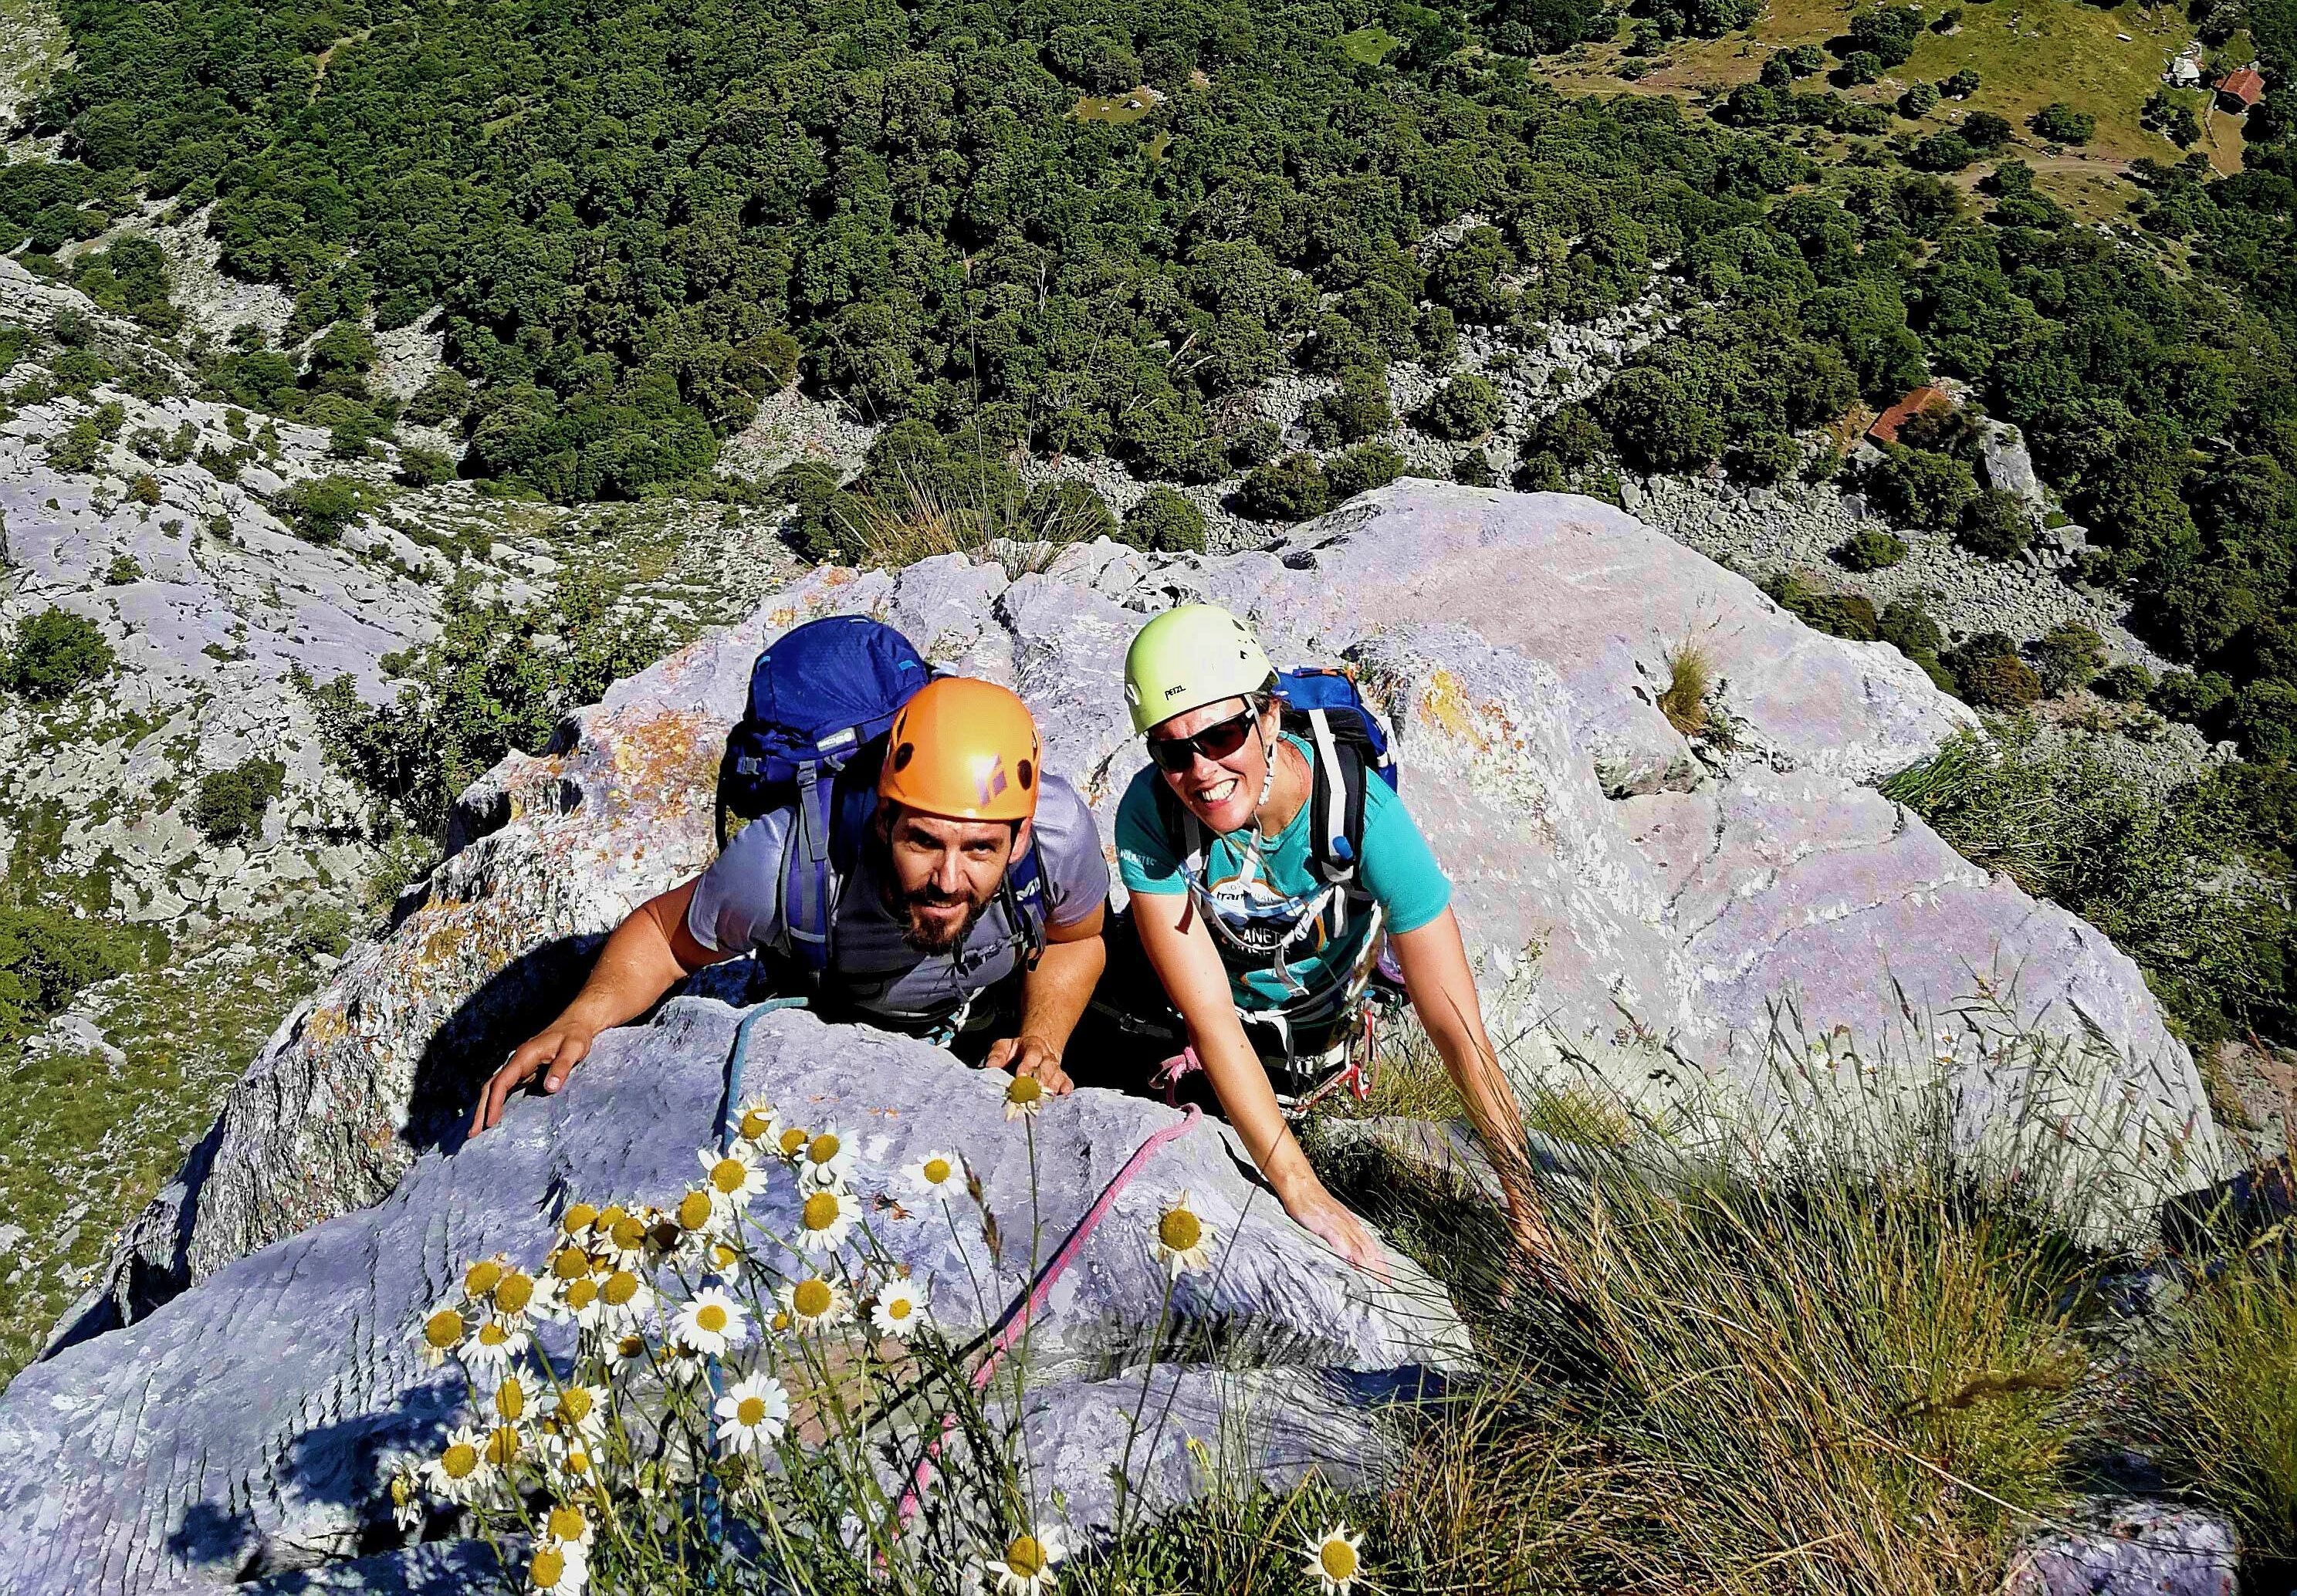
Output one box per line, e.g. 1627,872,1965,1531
1000,837,1050,969
1299,712,1370,888
773,762,881,977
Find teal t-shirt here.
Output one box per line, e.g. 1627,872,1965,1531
1115,735,1452,1013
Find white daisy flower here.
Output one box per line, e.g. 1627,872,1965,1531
525,1537,588,1594
541,1239,598,1297
1303,1523,1365,1594
1003,1073,1046,1121
486,1371,533,1425
672,1186,732,1242
729,1095,779,1147
903,1149,964,1200
1154,1192,1214,1278
793,1184,862,1253
546,1382,610,1446
594,1266,655,1332
414,1300,468,1367
418,1424,496,1505
672,1286,750,1357
793,1125,857,1190
487,1266,540,1321
459,1315,532,1382
778,1273,853,1333
871,1278,929,1340
702,1235,749,1285
594,1206,653,1269
387,1464,423,1531
698,1143,773,1209
712,1371,791,1455
608,1328,654,1380
541,1270,606,1327
545,1434,600,1494
981,1526,1067,1594
766,1113,813,1165
539,1500,594,1551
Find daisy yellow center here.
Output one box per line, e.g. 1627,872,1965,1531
676,1191,715,1231
602,1270,639,1306
440,1442,479,1479
478,1321,510,1347
792,1278,832,1317
1004,1535,1045,1577
771,1310,792,1331
485,1426,519,1466
559,1386,594,1422
802,1191,841,1232
712,1241,740,1267
530,1547,566,1588
611,1216,646,1251
566,1448,592,1476
777,1127,809,1158
563,1276,598,1310
496,1378,526,1420
736,1395,767,1426
739,1108,774,1140
595,1204,628,1231
922,1157,952,1185
1006,1074,1043,1105
710,1156,749,1195
464,1260,502,1297
695,1302,729,1334
423,1309,464,1349
561,1203,600,1234
550,1246,590,1280
886,1297,913,1320
806,1132,841,1165
493,1272,535,1314
616,1333,645,1358
546,1504,586,1540
1159,1208,1203,1252
1319,1537,1359,1581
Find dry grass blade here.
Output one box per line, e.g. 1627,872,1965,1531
1656,640,1712,738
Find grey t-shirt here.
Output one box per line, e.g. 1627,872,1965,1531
686,773,1108,1030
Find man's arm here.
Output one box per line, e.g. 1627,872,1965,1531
1386,908,1562,1272
1130,889,1388,1276
469,877,730,1135
981,902,1105,1094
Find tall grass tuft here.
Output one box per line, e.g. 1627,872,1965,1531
841,465,1095,581
1656,641,1713,738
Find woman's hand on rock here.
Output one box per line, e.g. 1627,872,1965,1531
471,1023,598,1137
1278,1177,1389,1280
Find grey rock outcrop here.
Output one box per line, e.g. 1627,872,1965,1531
0,999,1460,1594
79,482,2214,1342
2008,1498,2238,1596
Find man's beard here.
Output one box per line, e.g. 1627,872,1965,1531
898,884,992,954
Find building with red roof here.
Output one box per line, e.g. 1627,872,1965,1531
2219,66,2265,110
1866,386,1954,446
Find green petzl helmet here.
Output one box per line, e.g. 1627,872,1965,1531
1123,604,1274,735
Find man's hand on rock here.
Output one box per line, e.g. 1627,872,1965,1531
472,1023,599,1137
979,1033,1073,1095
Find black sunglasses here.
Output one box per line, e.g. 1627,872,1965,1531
1145,706,1260,773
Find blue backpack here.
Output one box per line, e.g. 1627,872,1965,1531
715,615,1047,978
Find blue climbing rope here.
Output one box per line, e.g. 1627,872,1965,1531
714,996,810,1153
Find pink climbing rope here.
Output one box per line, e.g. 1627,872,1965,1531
1150,1045,1203,1107
890,1101,1205,1534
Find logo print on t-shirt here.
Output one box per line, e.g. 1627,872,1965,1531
1199,865,1329,956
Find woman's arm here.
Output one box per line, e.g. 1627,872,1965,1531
1130,888,1388,1274
1387,908,1561,1269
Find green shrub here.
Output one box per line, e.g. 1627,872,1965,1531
1957,489,2033,560
1834,529,1908,571
3,608,116,702
1879,598,1957,689
1118,486,1206,553
1301,367,1395,447
2224,681,2297,762
404,370,473,428
1236,453,1330,522
1416,374,1504,441
1867,445,1978,532
1451,449,1499,486
2094,661,2155,702
1899,80,1940,117
44,421,105,472
1725,431,1801,485
104,554,141,585
1018,479,1118,543
2029,103,2095,143
1327,441,1406,500
0,902,147,1042
1944,66,1981,96
191,756,286,843
2025,622,2105,697
1946,634,2043,709
394,445,455,488
1225,418,1280,470
1841,49,1883,83
279,475,373,543
2152,668,2234,727
1762,572,1879,641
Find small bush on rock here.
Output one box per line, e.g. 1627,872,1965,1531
2095,661,2155,702
1867,444,1978,532
1019,480,1118,544
1236,453,1329,522
1947,634,2043,709
2026,623,2106,697
1451,449,1499,487
1118,486,1206,553
1726,431,1801,485
281,475,374,544
191,757,287,844
1762,573,1879,641
1835,529,1908,571
1328,441,1406,500
1958,490,2033,560
3,608,115,702
1301,367,1395,448
1416,374,1504,441
394,446,455,489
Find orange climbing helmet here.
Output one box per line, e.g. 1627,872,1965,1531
878,676,1043,823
